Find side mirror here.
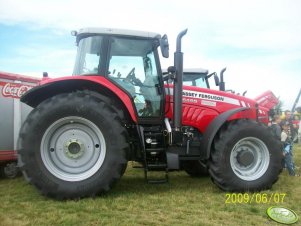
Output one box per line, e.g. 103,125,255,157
160,34,169,58
162,66,176,81
214,74,220,86
167,66,176,74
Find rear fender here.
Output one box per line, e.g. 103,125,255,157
200,107,249,159
21,76,138,123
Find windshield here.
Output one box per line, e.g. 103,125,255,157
108,37,162,117
165,71,209,88
73,36,103,75
183,72,208,88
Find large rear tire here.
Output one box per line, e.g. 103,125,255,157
208,119,282,192
18,91,129,199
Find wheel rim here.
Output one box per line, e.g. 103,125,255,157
230,137,270,181
41,116,106,182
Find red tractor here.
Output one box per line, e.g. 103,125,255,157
18,28,282,199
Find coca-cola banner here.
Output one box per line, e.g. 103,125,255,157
0,81,34,99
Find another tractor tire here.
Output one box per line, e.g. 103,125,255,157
208,119,282,192
182,160,209,177
1,162,20,179
18,91,129,199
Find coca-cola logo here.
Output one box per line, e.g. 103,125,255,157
1,82,34,98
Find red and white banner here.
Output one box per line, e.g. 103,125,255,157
0,81,34,99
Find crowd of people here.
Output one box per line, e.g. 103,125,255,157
270,110,300,176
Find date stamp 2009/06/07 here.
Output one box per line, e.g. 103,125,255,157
225,193,286,204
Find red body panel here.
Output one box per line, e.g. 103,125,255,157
165,85,275,133
254,91,279,110
0,151,17,161
40,76,138,123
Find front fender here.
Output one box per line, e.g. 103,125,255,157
200,107,249,159
21,76,138,123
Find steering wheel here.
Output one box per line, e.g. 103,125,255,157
125,67,143,86
126,67,136,80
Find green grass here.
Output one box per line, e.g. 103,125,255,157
1,144,300,226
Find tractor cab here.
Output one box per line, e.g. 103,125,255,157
182,68,209,88
72,28,167,119
163,68,219,89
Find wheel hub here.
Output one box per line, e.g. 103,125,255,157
41,116,106,182
65,139,84,159
236,149,254,167
230,137,270,181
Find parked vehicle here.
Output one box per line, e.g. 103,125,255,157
18,28,282,199
0,72,40,178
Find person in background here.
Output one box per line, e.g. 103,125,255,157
293,115,300,129
280,110,297,143
280,110,292,126
292,115,300,143
281,123,298,176
270,115,282,140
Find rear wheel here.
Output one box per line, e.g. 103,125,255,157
208,119,282,191
18,91,129,199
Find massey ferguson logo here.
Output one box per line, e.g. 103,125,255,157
1,82,33,98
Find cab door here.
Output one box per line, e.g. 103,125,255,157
107,37,164,122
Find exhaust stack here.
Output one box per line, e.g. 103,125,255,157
219,67,226,91
173,29,188,131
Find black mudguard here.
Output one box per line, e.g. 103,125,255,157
21,80,97,107
200,107,249,159
21,79,119,108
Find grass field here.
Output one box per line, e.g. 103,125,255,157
0,144,300,226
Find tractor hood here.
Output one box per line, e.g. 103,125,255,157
165,85,278,126
178,86,278,112
254,91,278,110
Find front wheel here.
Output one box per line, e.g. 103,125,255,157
208,119,282,192
18,91,129,199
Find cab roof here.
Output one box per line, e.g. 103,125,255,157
76,27,161,39
162,68,209,75
183,68,209,74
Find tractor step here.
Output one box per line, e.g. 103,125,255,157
147,163,167,169
146,148,165,153
142,126,169,184
144,159,169,184
147,178,168,184
144,166,169,184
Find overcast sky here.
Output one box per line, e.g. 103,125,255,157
0,0,300,110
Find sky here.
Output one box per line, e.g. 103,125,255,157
0,0,300,110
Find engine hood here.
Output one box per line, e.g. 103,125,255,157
170,85,259,110
254,91,279,110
